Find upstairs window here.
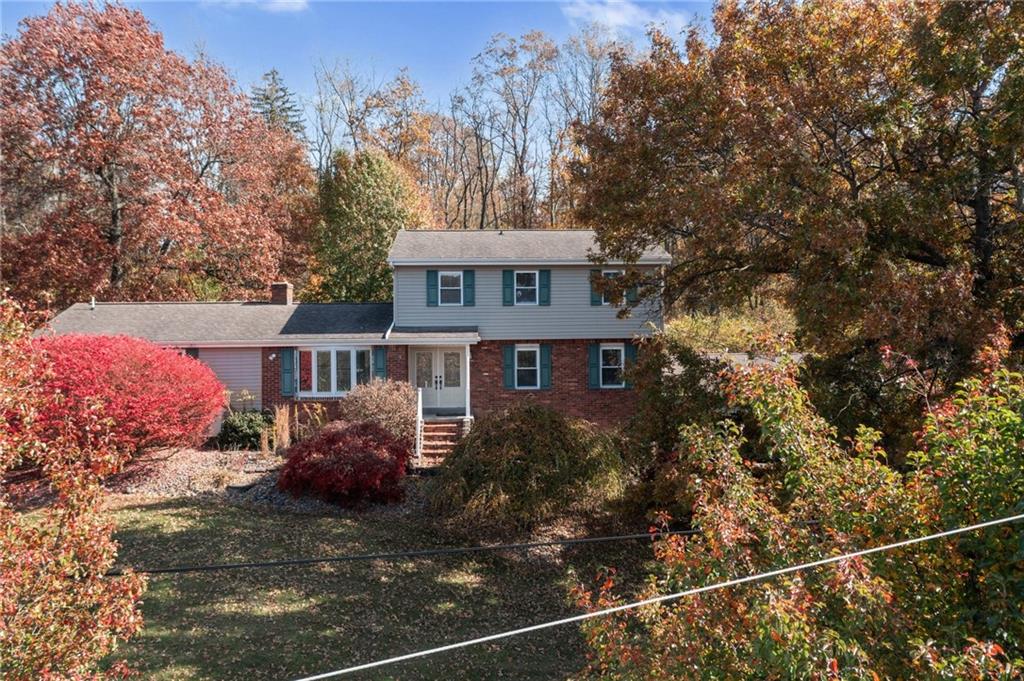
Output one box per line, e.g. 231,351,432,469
515,271,538,305
439,271,463,305
296,347,372,397
602,270,623,305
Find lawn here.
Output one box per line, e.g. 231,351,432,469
106,494,648,680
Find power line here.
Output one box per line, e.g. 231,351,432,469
292,511,1024,681
106,528,700,576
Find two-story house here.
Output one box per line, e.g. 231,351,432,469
47,230,670,437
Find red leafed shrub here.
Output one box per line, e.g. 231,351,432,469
1,296,145,680
33,334,225,455
277,421,410,506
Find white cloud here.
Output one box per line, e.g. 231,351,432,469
260,0,309,13
201,0,310,13
562,0,690,39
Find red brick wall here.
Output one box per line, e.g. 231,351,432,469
261,342,637,429
470,339,638,429
385,345,409,382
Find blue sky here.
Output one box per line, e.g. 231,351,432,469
2,1,713,107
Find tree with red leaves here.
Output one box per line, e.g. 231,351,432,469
33,334,225,456
576,357,1024,679
0,297,146,680
0,2,313,309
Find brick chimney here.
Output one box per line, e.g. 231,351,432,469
270,281,293,305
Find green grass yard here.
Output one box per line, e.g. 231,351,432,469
106,496,646,680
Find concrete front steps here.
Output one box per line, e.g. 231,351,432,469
420,419,464,458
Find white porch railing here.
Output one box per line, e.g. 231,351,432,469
414,387,424,465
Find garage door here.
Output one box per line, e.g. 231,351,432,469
197,348,262,411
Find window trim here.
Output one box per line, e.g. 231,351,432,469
514,343,541,390
601,270,623,306
513,270,539,306
438,270,464,306
296,346,372,397
599,342,626,389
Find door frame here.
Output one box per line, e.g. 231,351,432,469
409,345,470,416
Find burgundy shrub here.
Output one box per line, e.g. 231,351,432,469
277,420,410,507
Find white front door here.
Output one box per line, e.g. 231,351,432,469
412,347,466,413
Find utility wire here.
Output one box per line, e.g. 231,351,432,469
106,528,700,576
293,511,1024,681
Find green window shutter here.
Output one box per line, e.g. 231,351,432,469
626,285,639,305
426,270,439,307
280,347,295,396
590,269,602,306
624,343,638,389
539,270,551,306
463,270,475,306
502,345,515,388
540,344,552,389
373,347,388,380
587,343,600,389
184,348,199,359
502,270,514,306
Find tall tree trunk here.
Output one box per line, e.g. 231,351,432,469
106,172,125,290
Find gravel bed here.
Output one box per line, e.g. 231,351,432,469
105,448,276,497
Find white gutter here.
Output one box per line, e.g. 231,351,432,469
163,336,481,348
388,258,672,266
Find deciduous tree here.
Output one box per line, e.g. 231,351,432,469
1,3,311,309
307,150,426,302
578,358,1024,679
575,0,1024,399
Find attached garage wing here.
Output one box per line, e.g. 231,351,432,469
196,348,262,410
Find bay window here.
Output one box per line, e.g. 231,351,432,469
296,347,372,397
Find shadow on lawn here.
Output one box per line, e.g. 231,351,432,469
109,495,644,681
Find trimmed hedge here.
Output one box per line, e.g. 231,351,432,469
427,403,624,532
277,420,410,506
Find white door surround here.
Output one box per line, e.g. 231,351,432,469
411,346,469,416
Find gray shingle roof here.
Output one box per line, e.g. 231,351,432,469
46,302,394,346
388,229,671,265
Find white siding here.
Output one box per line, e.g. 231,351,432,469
393,265,662,340
197,348,262,410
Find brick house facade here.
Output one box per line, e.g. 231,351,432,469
48,230,669,432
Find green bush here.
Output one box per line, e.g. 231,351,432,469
427,403,624,533
218,410,271,450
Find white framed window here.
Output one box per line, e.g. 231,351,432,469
515,344,540,389
602,270,623,305
439,271,463,306
514,270,538,305
296,346,372,397
600,343,625,388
